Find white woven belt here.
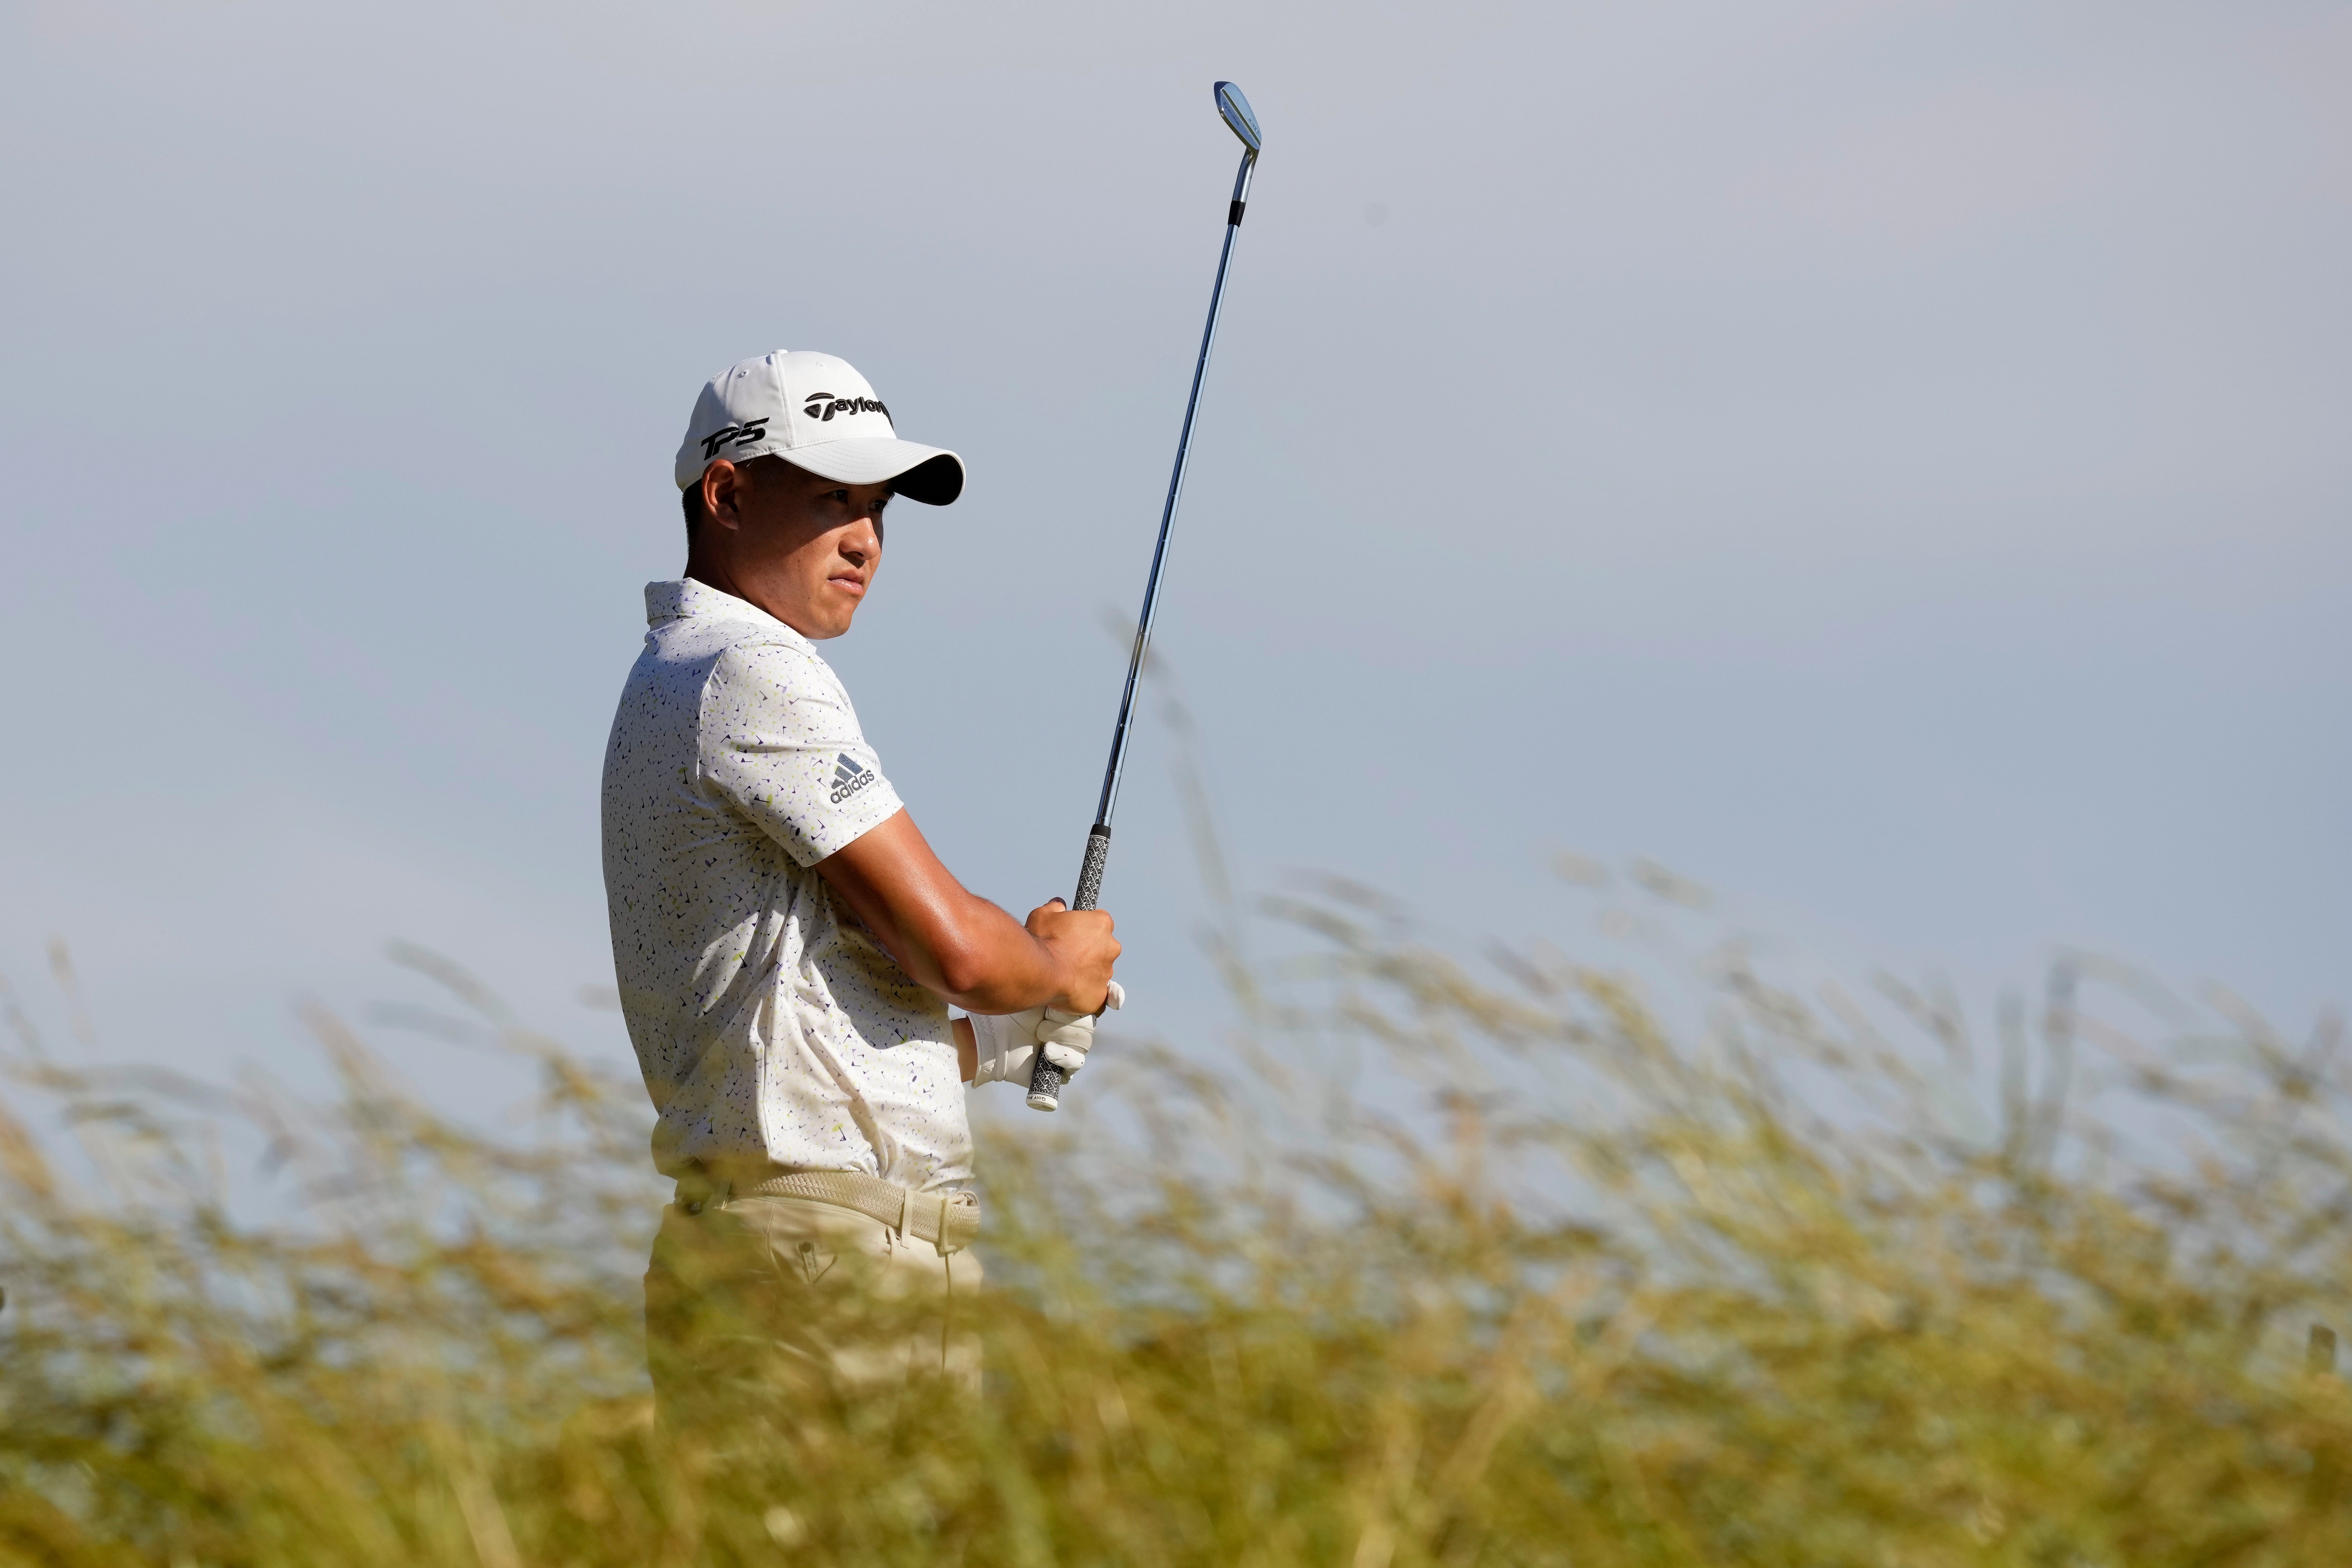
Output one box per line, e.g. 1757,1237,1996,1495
686,1168,979,1255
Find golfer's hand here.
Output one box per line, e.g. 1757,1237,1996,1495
968,980,1125,1087
1026,898,1119,1015
1038,979,1122,1070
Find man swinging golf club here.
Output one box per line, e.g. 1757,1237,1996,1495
602,349,1122,1416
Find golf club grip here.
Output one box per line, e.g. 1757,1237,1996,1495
1071,823,1111,913
1026,826,1112,1111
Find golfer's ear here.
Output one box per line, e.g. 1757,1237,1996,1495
701,460,744,530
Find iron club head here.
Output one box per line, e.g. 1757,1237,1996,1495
1215,81,1261,156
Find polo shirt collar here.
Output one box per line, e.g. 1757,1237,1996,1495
644,578,813,648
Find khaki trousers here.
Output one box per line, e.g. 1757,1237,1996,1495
643,1185,983,1432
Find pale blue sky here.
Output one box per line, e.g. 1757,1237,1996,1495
2,0,2345,1099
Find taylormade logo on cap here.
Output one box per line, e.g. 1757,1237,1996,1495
803,393,889,423
673,349,966,507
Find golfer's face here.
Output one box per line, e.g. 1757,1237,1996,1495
750,467,892,639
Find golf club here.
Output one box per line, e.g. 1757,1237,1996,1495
1027,80,1263,1112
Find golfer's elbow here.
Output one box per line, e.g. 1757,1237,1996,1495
930,944,995,1005
931,940,1050,1014
925,909,1016,1007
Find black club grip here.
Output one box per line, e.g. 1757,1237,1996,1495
1027,826,1111,1111
1070,823,1111,914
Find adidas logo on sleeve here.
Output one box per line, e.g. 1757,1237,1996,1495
829,754,880,805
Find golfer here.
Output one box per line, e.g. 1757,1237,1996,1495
601,350,1122,1417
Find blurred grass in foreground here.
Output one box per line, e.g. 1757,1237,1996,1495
2,894,2350,1567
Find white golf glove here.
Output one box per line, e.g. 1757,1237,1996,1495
968,980,1124,1088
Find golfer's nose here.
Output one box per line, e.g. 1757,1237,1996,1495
841,516,881,564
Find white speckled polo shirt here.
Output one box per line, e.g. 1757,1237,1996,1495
601,578,969,1192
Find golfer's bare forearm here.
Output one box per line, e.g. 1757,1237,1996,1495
952,1016,978,1083
813,810,1104,1013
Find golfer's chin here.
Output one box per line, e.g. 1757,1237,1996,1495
802,586,865,639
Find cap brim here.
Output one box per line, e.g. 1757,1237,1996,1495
778,437,965,506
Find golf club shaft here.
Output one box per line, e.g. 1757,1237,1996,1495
1026,148,1256,1112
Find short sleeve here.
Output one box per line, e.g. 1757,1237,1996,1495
696,639,904,867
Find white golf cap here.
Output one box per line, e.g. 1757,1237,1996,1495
674,350,965,505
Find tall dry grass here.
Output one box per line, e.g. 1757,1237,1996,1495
2,889,2348,1566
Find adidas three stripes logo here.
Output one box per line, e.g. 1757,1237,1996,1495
828,754,878,805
